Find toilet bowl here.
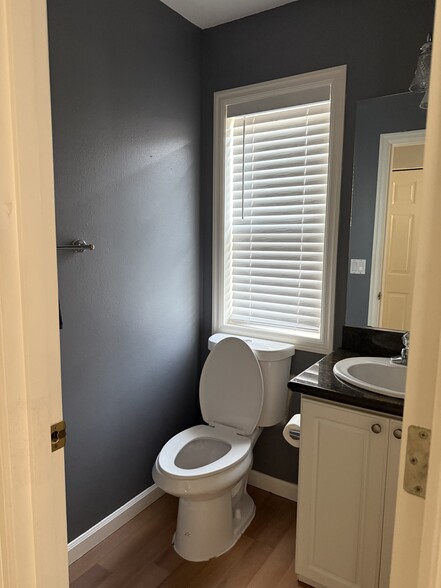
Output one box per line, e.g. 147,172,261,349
152,334,295,562
153,423,258,562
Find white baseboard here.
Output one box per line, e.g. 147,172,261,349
68,484,164,565
248,469,298,502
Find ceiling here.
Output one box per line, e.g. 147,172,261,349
160,0,297,29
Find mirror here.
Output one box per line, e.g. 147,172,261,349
345,92,427,329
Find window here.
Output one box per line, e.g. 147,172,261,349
212,67,346,353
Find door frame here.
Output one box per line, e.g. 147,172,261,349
0,0,68,585
368,130,425,327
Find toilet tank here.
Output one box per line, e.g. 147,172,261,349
208,334,295,427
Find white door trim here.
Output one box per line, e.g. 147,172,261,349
368,130,425,327
0,0,69,585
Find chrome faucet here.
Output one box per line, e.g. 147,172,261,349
391,332,410,366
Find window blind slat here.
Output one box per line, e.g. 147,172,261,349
229,184,326,198
232,123,330,143
232,232,323,241
232,195,326,206
233,203,326,217
228,96,330,119
233,249,324,258
232,158,329,175
231,145,329,164
233,164,329,178
232,225,325,234
231,110,330,132
232,172,329,185
232,299,321,317
232,200,326,207
232,275,322,285
230,101,330,123
231,134,330,153
233,284,322,298
230,312,320,329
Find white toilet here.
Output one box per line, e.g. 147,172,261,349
152,333,295,562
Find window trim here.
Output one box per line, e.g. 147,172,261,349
212,66,346,353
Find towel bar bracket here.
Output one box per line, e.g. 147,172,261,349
57,239,95,253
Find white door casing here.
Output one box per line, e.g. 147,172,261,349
0,0,69,586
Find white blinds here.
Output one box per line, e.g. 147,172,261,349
223,99,331,335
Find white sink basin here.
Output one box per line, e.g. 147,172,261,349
333,357,407,399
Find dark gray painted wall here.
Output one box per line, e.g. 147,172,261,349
346,92,427,326
47,0,201,540
200,0,435,483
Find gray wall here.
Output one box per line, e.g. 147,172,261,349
47,0,201,541
346,92,427,326
200,0,435,483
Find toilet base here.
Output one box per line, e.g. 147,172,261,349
173,487,256,562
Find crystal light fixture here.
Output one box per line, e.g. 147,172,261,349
409,34,432,109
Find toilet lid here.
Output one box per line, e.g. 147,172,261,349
200,337,264,435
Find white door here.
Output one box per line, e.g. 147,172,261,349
390,3,441,586
0,0,69,586
380,168,423,330
296,398,389,588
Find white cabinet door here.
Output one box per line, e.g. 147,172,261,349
296,398,389,588
379,419,402,588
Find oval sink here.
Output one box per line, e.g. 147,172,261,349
333,357,406,399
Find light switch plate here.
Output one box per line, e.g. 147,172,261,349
350,259,366,274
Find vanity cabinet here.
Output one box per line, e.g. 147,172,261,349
296,397,402,588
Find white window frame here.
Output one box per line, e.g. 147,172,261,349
212,66,346,353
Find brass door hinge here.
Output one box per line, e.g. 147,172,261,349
51,420,66,452
404,425,431,498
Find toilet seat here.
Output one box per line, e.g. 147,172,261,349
200,336,264,435
157,424,251,480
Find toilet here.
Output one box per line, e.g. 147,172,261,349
152,333,295,562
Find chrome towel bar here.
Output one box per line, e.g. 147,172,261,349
57,239,95,253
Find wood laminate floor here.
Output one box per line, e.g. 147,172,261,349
69,485,306,588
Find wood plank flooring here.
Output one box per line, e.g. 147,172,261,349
69,485,306,588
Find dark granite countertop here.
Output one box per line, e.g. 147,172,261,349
288,348,404,417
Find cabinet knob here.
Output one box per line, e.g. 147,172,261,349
371,423,382,434
393,428,402,439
